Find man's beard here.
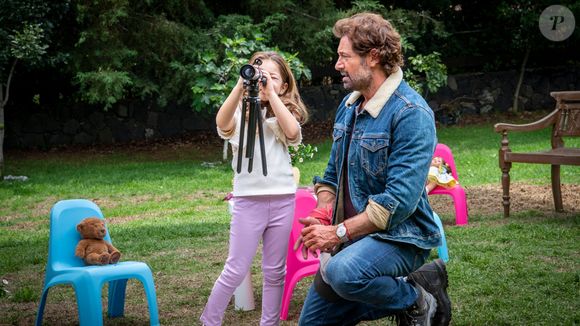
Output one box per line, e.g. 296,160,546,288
342,65,372,91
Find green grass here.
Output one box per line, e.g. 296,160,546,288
0,121,579,325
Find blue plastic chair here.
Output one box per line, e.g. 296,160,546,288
35,199,160,326
432,212,449,263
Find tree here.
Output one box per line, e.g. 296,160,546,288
0,23,48,178
0,0,71,177
497,1,543,113
344,0,449,95
72,0,215,109
190,14,311,112
187,14,311,160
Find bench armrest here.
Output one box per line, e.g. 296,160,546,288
493,109,558,133
551,91,580,101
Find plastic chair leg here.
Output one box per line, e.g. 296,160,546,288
35,288,50,326
432,212,449,263
451,188,468,225
280,276,297,320
74,281,104,326
140,272,161,326
108,279,127,318
108,275,159,325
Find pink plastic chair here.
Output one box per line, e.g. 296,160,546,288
280,188,319,320
429,143,469,225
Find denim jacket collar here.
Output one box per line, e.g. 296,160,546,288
345,67,403,118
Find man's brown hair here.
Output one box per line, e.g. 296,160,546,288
333,12,403,76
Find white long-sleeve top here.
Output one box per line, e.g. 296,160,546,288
218,107,302,197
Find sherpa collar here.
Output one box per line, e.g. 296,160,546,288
345,67,403,118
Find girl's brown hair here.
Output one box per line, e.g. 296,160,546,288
249,51,309,125
333,12,403,76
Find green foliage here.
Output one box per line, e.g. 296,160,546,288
190,17,311,112
343,1,449,95
289,143,318,166
347,0,386,14
0,0,69,72
3,0,580,118
72,1,139,108
406,52,448,96
75,70,133,110
244,0,340,67
1,0,453,115
9,23,48,63
72,0,214,109
441,0,579,72
189,1,446,114
191,30,267,112
496,0,548,50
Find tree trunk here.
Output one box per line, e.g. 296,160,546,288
512,47,530,113
0,59,17,179
0,103,4,179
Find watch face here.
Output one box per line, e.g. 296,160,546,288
337,225,346,237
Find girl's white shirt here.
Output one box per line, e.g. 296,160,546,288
217,106,302,197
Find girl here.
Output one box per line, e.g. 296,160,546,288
426,156,457,193
200,51,308,326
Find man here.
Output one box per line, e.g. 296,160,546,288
295,12,451,325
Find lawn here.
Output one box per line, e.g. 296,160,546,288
0,118,579,325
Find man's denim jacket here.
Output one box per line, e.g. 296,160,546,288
314,75,441,250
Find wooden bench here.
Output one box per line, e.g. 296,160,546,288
494,91,580,217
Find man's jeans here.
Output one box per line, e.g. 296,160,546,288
299,236,430,325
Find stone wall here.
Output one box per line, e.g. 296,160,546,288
304,66,580,126
427,66,579,125
5,101,215,150
5,66,579,149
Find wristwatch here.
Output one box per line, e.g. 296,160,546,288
336,223,349,243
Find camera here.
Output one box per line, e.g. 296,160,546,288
239,59,267,86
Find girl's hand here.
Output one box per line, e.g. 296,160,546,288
234,77,245,92
215,77,246,133
258,69,278,102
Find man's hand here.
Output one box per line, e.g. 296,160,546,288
294,191,336,259
301,224,340,255
293,217,321,259
293,216,342,259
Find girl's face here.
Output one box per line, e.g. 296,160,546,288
258,59,287,101
431,156,443,167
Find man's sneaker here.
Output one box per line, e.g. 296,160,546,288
406,259,452,326
397,283,437,326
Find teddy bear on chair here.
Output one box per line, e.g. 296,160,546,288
75,217,121,265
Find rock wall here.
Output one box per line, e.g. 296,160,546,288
427,66,579,124
5,66,579,149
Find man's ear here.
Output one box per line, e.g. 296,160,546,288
367,49,381,67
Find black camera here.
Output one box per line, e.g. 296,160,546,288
239,59,267,86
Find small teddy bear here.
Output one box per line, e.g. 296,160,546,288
74,217,121,265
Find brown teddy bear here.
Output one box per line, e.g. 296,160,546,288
74,217,121,265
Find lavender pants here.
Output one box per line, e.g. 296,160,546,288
200,194,295,326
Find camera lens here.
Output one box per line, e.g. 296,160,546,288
240,64,259,81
